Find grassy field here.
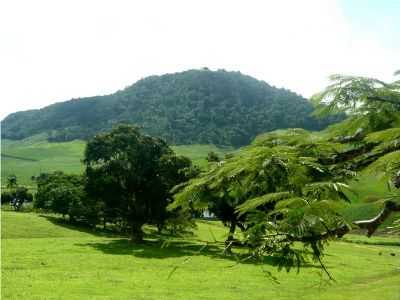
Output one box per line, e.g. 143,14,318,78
1,136,230,187
2,210,400,300
1,137,86,188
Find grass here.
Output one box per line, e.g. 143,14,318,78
1,137,86,188
1,136,230,187
2,211,400,300
171,144,231,169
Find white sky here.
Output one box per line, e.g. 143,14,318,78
1,0,399,120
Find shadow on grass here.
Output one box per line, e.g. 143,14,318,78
76,238,320,269
77,239,224,259
39,214,122,238
39,214,322,268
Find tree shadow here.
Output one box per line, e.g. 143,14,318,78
39,214,322,269
76,238,224,259
76,238,320,269
39,214,123,238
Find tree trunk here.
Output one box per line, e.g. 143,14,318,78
157,223,163,234
292,200,400,243
131,222,144,243
237,222,246,232
224,221,237,254
227,221,237,241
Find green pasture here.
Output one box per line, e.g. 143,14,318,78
2,211,400,300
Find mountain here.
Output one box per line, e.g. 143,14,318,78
1,69,341,147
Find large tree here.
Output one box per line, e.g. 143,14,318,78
171,71,400,276
84,124,194,242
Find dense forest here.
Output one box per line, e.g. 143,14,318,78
2,69,340,147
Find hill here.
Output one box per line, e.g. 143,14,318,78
1,69,339,147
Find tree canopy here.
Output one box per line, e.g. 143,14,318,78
83,124,197,241
34,172,91,223
312,71,400,132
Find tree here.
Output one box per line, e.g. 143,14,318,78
206,151,220,162
84,124,194,242
171,70,400,276
310,70,400,238
171,129,356,261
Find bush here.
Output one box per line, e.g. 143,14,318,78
34,172,97,224
206,151,220,162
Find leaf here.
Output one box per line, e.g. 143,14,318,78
236,192,292,216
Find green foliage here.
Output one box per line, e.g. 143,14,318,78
33,172,93,223
2,69,339,147
206,151,220,162
312,72,400,116
171,119,400,273
312,71,400,132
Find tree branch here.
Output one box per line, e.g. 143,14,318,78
353,200,400,237
366,96,400,107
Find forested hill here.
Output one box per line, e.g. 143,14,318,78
1,69,340,147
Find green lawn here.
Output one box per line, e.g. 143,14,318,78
2,211,400,299
1,137,230,187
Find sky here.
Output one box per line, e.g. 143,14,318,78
1,0,399,120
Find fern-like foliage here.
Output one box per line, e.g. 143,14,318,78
311,73,400,117
169,71,400,277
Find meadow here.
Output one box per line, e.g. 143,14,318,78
2,135,400,299
2,210,400,300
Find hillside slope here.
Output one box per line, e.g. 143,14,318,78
1,69,339,147
1,135,229,186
